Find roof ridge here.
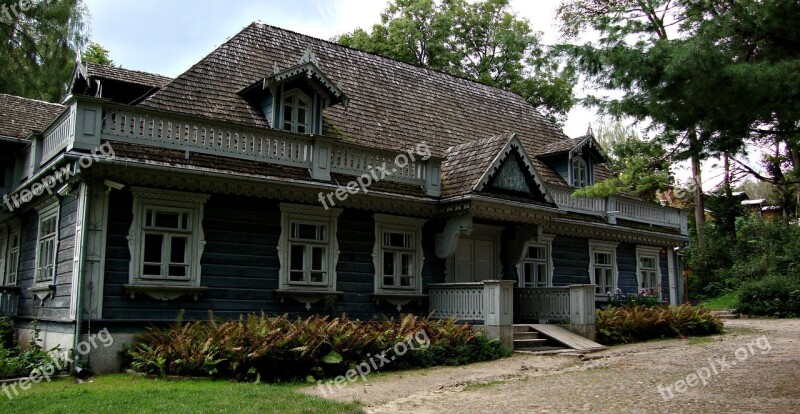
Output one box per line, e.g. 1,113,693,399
85,62,173,81
0,93,64,108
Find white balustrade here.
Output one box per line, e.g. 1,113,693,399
550,187,606,216
330,144,425,185
514,287,571,321
41,111,73,166
428,283,485,321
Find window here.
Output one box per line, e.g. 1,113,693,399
589,240,618,296
281,90,311,134
278,204,342,291
636,246,662,295
516,235,555,288
373,215,426,293
128,188,209,287
35,201,60,284
572,157,589,188
2,223,20,286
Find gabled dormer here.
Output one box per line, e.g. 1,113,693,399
240,46,348,135
537,132,606,188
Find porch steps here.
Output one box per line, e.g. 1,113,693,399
512,325,555,351
523,324,606,353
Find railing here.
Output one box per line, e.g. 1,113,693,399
549,186,687,235
0,287,20,317
550,187,606,216
41,109,73,166
102,105,314,168
330,144,425,185
428,283,485,321
514,287,571,322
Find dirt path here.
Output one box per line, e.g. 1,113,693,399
301,319,800,413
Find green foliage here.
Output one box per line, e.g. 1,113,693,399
0,0,88,102
127,313,507,382
736,276,800,318
608,288,666,308
688,216,800,297
336,0,575,125
81,42,114,66
596,305,723,345
0,325,66,380
0,315,14,350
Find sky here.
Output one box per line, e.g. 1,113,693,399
82,0,761,190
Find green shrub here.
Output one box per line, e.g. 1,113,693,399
736,276,800,317
596,305,723,345
0,315,15,350
127,313,509,381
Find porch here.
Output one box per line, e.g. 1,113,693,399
428,281,602,351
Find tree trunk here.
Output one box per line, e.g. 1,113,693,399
690,129,705,246
723,152,736,241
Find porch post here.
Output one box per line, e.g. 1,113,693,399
569,284,597,341
481,280,514,350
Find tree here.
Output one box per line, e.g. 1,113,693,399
0,0,88,102
573,120,673,201
82,42,114,66
336,0,576,125
557,0,714,243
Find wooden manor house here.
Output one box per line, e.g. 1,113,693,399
0,24,688,371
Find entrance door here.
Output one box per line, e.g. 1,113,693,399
450,226,501,282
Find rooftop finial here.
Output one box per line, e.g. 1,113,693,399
299,45,319,66
587,123,594,137
273,63,281,74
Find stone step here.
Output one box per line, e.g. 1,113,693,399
514,332,540,340
513,324,535,333
513,338,548,349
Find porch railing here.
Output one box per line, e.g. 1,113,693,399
0,287,20,317
428,283,485,321
514,287,571,322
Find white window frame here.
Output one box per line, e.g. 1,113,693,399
278,203,342,291
589,239,619,296
34,200,60,285
127,188,209,287
572,157,589,188
516,234,555,288
636,246,663,297
280,89,312,134
0,226,6,285
4,222,20,286
372,214,426,294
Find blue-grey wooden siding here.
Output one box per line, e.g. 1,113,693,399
16,193,78,321
101,189,446,322
551,235,590,286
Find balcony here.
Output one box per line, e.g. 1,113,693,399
549,187,688,235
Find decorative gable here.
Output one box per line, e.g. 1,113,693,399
475,135,552,203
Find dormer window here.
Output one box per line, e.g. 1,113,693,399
572,157,589,188
238,46,349,137
282,90,311,133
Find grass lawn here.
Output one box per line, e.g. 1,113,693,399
0,374,361,413
701,291,738,311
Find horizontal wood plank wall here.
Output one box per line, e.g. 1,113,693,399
551,236,590,286
15,194,78,321
617,243,639,294
102,189,446,322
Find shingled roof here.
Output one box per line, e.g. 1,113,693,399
140,23,568,159
0,94,64,140
83,62,173,89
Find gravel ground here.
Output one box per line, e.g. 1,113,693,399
301,319,800,413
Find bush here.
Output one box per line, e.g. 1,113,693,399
736,276,800,317
608,288,667,308
596,305,723,345
0,315,15,350
0,321,66,380
127,313,509,381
